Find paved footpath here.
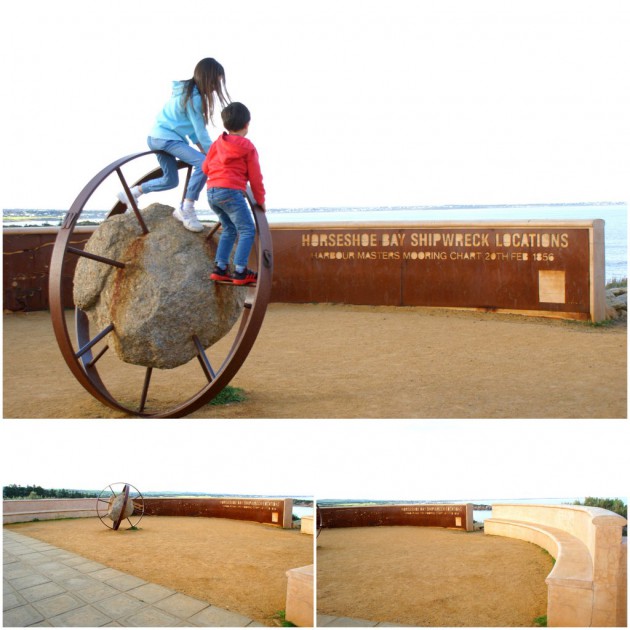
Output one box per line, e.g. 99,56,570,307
317,616,407,627
3,530,263,627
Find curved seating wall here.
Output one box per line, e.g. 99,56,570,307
485,504,627,627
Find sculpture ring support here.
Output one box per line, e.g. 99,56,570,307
316,504,323,539
49,151,273,418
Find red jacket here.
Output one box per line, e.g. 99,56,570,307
202,132,266,206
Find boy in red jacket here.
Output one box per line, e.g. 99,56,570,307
202,102,266,285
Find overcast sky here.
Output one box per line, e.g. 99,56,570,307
2,0,628,210
2,420,627,501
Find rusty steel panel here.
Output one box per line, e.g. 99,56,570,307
270,222,600,318
319,504,472,530
142,497,290,526
3,220,603,320
3,229,91,311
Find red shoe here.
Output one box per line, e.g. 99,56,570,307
232,268,258,285
210,265,232,282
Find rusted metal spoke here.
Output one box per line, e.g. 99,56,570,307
139,368,153,412
75,324,114,359
67,247,125,269
86,345,109,368
193,335,216,382
115,168,149,234
180,163,192,206
206,222,221,240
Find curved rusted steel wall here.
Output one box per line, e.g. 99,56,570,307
318,503,474,531
3,219,606,320
142,497,294,528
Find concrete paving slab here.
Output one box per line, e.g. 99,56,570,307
318,616,378,627
32,593,84,618
74,560,109,574
316,614,338,626
90,567,128,581
8,573,51,590
47,604,114,627
74,581,119,603
92,593,146,618
121,606,181,627
318,615,411,627
57,575,102,592
153,593,209,618
20,581,66,603
3,590,27,610
3,603,46,627
3,529,260,627
104,574,147,591
188,606,253,627
126,583,176,604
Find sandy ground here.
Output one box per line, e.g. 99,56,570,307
317,526,553,627
2,304,626,418
5,516,312,625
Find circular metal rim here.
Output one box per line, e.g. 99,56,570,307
49,151,273,418
96,482,145,531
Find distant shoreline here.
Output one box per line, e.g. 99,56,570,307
2,199,626,217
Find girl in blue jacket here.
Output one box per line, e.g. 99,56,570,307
118,58,230,232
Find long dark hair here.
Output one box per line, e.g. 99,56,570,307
182,58,230,125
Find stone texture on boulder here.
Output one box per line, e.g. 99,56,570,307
73,203,245,369
108,493,134,522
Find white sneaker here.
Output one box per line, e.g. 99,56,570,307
173,205,204,232
116,189,140,211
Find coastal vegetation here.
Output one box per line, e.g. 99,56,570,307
3,484,97,499
572,497,627,519
606,277,627,289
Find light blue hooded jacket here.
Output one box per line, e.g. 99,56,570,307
149,81,212,152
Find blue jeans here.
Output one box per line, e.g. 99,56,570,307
208,187,256,270
142,137,207,201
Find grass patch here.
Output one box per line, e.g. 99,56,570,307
271,610,296,627
587,318,620,328
209,385,246,406
533,614,547,626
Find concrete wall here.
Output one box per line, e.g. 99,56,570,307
3,498,98,524
301,515,314,535
485,504,627,627
285,565,314,627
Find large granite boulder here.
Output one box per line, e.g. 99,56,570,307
73,203,245,369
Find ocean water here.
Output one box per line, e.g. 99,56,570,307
293,505,313,519
4,202,626,282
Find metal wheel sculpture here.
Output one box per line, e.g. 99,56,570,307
96,482,145,531
49,151,273,418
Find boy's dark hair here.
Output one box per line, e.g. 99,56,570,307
221,102,251,132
